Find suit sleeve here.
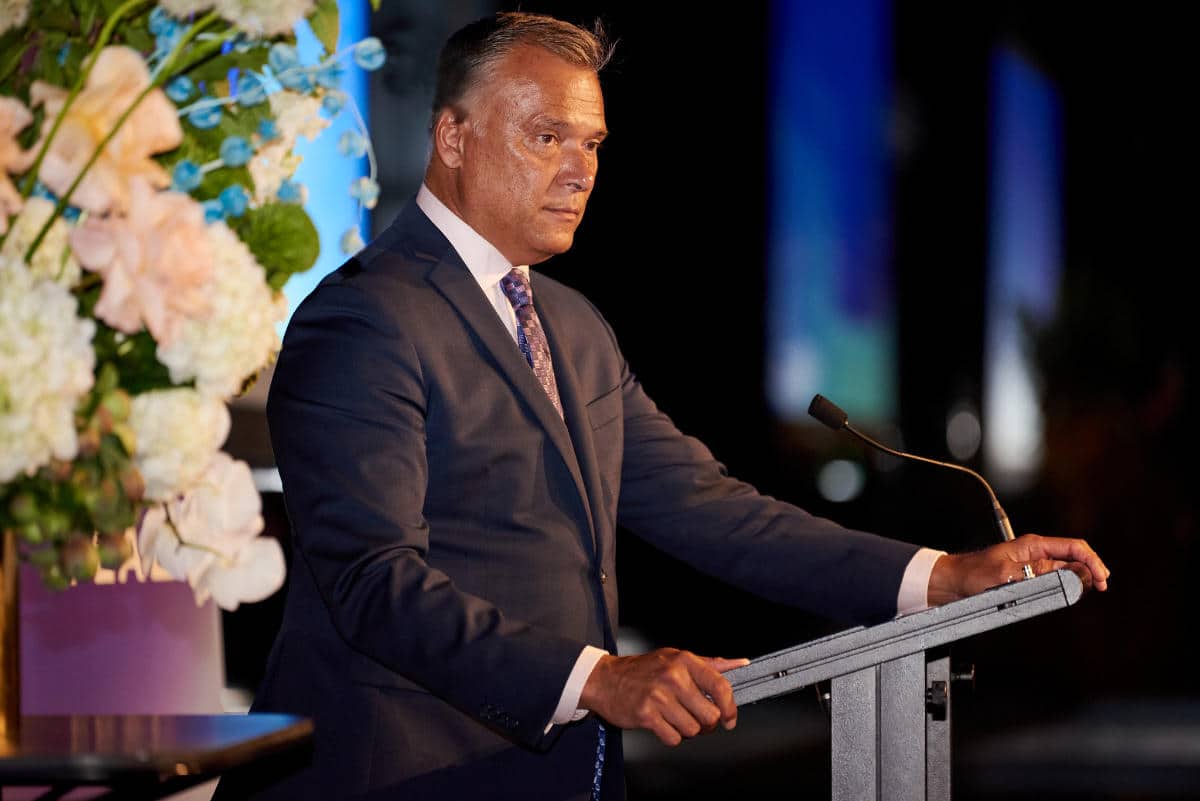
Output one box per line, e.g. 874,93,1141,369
602,325,920,625
267,279,584,749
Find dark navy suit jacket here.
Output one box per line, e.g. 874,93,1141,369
219,201,920,800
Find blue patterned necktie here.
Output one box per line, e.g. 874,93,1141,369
500,269,564,419
591,722,606,801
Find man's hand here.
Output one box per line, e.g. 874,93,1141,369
578,649,748,746
928,533,1110,606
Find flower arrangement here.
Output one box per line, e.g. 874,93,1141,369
0,0,383,610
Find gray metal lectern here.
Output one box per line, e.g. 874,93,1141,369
724,568,1084,801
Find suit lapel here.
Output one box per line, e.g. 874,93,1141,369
535,290,607,558
425,257,599,556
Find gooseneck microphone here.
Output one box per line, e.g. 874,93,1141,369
808,394,1034,580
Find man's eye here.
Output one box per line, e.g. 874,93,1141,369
537,134,558,145
584,140,603,153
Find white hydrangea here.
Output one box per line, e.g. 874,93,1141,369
249,90,328,203
160,0,315,36
1,196,82,287
156,223,287,398
0,255,95,482
138,451,285,611
0,0,30,35
129,388,230,500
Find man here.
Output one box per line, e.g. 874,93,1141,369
225,12,1109,801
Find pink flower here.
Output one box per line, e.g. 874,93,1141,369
29,46,183,214
70,179,212,345
0,97,35,234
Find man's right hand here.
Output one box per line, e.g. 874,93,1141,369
578,649,747,746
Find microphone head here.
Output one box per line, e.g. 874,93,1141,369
808,394,849,431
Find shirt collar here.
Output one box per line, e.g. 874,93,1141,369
416,183,529,288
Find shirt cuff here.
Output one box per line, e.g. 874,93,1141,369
545,645,609,734
896,547,947,616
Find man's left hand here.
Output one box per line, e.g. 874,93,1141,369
927,533,1109,606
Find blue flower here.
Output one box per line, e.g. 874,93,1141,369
237,73,268,106
148,8,175,36
258,118,279,141
349,176,380,209
353,38,386,71
276,180,304,204
321,90,346,116
166,76,195,103
340,226,365,254
219,184,250,218
268,43,300,74
220,136,254,167
279,67,314,93
337,130,367,159
315,61,344,90
171,160,202,192
188,100,223,130
202,199,225,224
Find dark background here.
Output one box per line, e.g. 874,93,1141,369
224,2,1199,798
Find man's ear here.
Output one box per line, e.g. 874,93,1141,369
432,108,466,169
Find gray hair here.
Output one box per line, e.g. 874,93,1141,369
431,12,614,121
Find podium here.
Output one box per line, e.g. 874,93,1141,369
724,569,1084,801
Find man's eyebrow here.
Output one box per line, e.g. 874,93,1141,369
529,116,609,140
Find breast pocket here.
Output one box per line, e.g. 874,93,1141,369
585,386,624,509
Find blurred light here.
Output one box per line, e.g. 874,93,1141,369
983,47,1062,492
766,0,896,424
817,459,866,503
946,403,982,461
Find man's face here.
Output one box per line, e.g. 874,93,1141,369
452,45,607,265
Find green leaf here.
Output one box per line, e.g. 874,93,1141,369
183,39,273,85
229,203,320,287
308,0,340,54
90,323,177,395
0,30,27,89
196,164,252,202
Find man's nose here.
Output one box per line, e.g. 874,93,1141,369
560,151,596,191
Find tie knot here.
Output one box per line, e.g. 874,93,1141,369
500,268,532,310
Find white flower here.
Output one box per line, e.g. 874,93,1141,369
0,0,29,35
0,255,95,482
128,388,230,500
138,451,285,610
0,196,82,287
248,91,328,203
161,0,316,37
156,222,287,397
248,142,302,204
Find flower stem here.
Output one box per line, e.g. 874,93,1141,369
23,10,223,264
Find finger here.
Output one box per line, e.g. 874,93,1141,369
690,662,738,729
1027,558,1098,592
1021,534,1110,590
660,695,709,740
648,713,683,747
706,656,751,673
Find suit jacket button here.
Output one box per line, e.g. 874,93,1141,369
599,570,608,584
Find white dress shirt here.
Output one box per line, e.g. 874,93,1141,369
415,183,944,731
